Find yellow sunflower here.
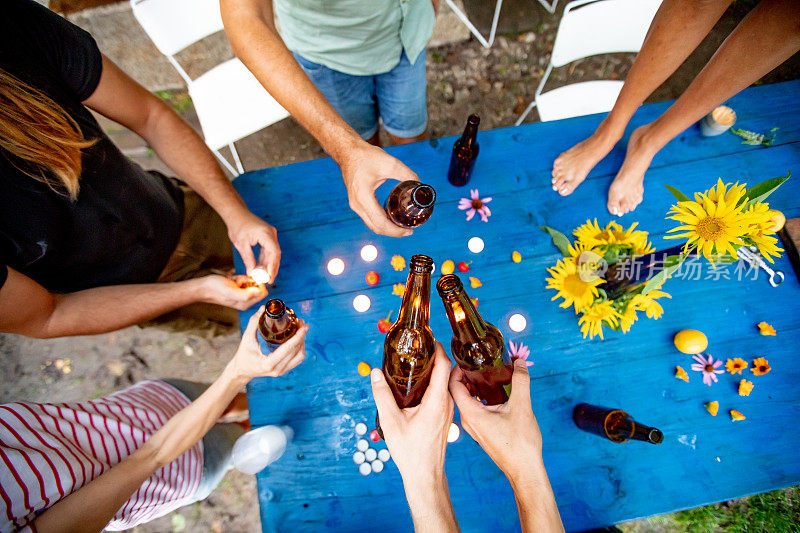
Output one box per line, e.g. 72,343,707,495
618,302,638,333
546,257,603,314
743,202,783,263
573,219,653,255
578,301,621,340
631,285,671,319
665,179,752,262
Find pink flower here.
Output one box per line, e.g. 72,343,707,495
458,189,492,222
509,341,533,366
690,353,724,386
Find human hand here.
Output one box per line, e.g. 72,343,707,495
200,274,268,310
228,305,309,381
338,141,420,237
449,359,543,482
227,212,281,282
370,342,453,485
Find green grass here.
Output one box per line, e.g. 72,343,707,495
621,486,800,532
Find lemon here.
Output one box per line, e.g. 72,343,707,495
766,209,785,232
441,260,455,275
674,329,708,354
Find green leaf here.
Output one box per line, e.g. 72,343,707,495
739,171,790,208
641,252,687,295
664,184,690,202
540,226,572,257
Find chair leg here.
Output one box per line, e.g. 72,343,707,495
538,0,558,14
445,0,503,48
213,148,240,177
229,142,245,175
514,100,538,126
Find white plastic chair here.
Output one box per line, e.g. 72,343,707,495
130,0,290,176
445,0,558,49
515,0,661,125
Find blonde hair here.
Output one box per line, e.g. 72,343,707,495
0,69,95,200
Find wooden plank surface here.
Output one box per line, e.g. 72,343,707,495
236,80,800,532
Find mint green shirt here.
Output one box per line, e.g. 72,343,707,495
274,0,435,76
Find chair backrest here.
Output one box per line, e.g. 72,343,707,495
130,0,224,57
550,0,662,68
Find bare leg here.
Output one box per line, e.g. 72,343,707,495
608,0,800,215
387,129,428,146
551,0,732,196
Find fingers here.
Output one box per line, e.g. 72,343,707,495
509,358,532,409
423,342,452,404
236,287,268,310
238,306,264,353
356,195,411,238
270,321,308,359
389,159,420,184
447,364,483,413
236,242,257,274
256,230,281,283
370,367,401,426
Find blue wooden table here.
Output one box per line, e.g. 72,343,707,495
235,80,800,532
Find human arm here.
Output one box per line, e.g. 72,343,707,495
371,342,459,533
0,268,266,338
448,359,564,533
31,310,308,533
219,0,420,237
82,56,279,279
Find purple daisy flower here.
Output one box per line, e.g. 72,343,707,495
690,353,724,386
509,341,533,366
458,189,492,222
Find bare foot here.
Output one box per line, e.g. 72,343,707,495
607,124,658,216
552,120,622,196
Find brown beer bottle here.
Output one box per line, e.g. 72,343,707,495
447,114,480,186
436,274,513,405
384,181,436,228
377,255,436,437
573,403,663,444
257,298,298,352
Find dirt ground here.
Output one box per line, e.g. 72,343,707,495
1,2,798,532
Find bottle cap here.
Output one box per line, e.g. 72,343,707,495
436,274,463,296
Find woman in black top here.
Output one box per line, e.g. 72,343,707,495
0,0,281,337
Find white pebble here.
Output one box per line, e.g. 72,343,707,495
357,439,369,452
355,422,367,436
378,449,391,462
353,451,366,465
468,237,485,254
359,462,372,476
370,460,384,473
365,448,377,462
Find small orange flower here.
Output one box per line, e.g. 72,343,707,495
675,366,689,382
730,410,746,421
704,401,719,416
725,358,748,375
757,322,776,336
470,297,479,307
391,255,406,271
392,283,405,297
751,357,771,376
469,277,482,288
738,379,754,396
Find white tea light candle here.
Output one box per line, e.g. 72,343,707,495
360,244,378,262
509,314,527,332
249,267,270,285
447,423,460,443
353,294,371,313
468,237,485,253
327,258,345,276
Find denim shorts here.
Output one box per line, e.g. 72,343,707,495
160,379,245,502
293,50,428,140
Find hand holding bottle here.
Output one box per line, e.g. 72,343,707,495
229,306,309,381
448,358,542,479
338,141,419,237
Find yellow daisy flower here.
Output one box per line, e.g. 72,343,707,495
578,301,620,340
743,202,783,263
725,358,748,374
618,303,638,333
630,284,671,319
664,179,752,262
751,357,771,376
572,219,607,246
573,220,654,255
546,257,603,314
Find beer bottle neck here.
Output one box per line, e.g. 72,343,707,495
442,287,487,342
460,123,478,145
628,421,664,444
397,271,431,326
